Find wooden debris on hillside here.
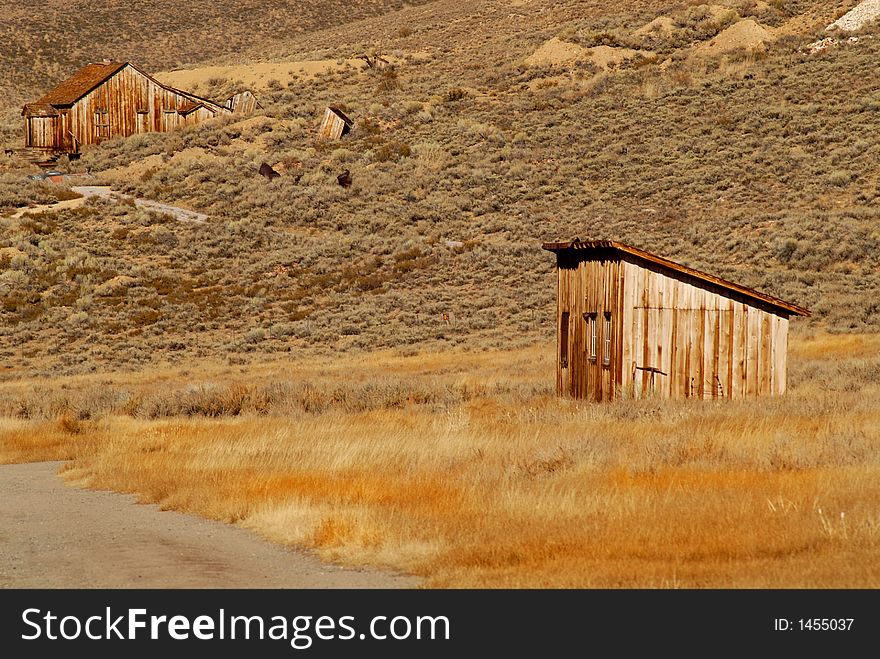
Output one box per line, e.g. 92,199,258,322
223,90,262,114
358,52,390,70
318,107,354,140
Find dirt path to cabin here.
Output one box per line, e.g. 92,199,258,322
0,462,417,588
71,186,208,223
9,186,207,223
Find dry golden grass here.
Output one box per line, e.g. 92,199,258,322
2,333,879,588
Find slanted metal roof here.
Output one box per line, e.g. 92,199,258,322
542,238,810,317
177,100,204,115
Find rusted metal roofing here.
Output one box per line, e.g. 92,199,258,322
35,61,127,106
542,238,810,317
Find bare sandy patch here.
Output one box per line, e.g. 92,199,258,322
633,15,676,38
525,37,646,70
524,37,590,67
692,19,774,55
156,59,368,92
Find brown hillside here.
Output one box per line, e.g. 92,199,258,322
0,0,437,106
1,0,878,378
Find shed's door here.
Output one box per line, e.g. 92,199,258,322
162,110,178,132
559,311,571,396
28,117,55,148
584,311,614,402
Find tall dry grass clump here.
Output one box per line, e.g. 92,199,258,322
2,334,879,588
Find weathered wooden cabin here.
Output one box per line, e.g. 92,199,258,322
542,239,810,401
317,107,353,140
21,61,236,160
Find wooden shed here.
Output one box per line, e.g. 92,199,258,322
317,107,353,140
21,61,232,159
223,90,262,114
542,239,810,401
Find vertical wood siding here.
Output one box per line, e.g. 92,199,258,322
619,258,790,400
26,117,55,147
554,253,792,401
28,65,227,152
555,252,622,402
318,109,351,140
225,91,260,114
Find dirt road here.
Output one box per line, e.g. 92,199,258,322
10,186,207,223
0,462,417,588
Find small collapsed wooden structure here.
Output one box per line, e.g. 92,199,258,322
223,90,262,114
317,107,353,140
542,239,810,401
21,61,258,161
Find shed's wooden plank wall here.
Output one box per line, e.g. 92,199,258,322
620,259,789,399
225,91,260,114
25,117,59,148
318,110,350,140
555,253,622,401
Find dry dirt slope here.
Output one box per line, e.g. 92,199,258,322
0,0,437,106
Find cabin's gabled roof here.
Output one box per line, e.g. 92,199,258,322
22,61,229,117
122,63,227,115
34,61,127,107
542,238,810,317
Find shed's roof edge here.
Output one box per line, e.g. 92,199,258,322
542,239,810,317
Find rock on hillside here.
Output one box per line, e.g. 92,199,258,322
827,0,880,32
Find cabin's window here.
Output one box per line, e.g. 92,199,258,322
94,109,109,141
585,313,597,362
603,313,612,366
560,312,570,369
